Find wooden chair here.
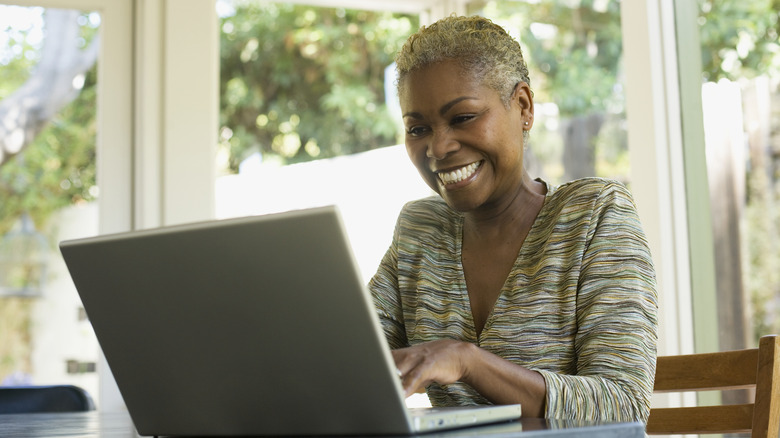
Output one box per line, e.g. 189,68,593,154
647,334,780,437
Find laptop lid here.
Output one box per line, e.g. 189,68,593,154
60,206,521,436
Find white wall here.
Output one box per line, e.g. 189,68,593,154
216,144,433,283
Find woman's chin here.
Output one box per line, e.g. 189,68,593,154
440,193,483,213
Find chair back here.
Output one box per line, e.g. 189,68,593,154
647,334,780,438
0,385,96,413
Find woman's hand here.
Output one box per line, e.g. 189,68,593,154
392,339,476,398
392,340,547,417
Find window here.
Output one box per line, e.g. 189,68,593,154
0,3,101,397
0,0,133,411
696,0,780,349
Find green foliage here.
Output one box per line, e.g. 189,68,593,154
696,0,780,342
478,0,624,117
0,65,97,236
0,7,40,75
0,9,98,235
746,171,780,339
698,0,780,81
218,2,417,171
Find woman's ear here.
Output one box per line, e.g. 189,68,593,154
511,82,534,130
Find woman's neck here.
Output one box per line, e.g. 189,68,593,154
463,173,547,242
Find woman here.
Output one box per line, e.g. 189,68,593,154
369,15,658,422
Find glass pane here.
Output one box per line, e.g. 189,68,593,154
0,5,101,405
696,0,780,350
216,1,428,281
469,1,629,187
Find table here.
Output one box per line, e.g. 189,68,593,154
0,411,646,437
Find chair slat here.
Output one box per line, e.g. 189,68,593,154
646,404,754,435
653,348,759,392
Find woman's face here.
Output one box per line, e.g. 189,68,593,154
399,60,534,213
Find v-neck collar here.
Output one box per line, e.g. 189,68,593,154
453,179,552,343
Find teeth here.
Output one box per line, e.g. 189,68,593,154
438,162,480,185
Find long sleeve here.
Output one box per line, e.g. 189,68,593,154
538,181,657,422
369,217,409,350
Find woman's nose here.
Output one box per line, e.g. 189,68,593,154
426,130,459,160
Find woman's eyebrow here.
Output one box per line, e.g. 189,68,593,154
402,96,479,120
439,96,477,116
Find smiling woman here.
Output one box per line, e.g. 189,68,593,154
369,15,658,422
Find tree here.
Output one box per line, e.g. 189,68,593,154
0,8,99,235
0,6,99,383
697,0,780,343
698,0,780,81
0,9,98,167
218,2,417,171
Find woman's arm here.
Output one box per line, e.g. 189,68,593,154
393,339,547,417
540,182,658,422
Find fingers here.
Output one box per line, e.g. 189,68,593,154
393,349,425,397
392,340,468,398
393,348,429,397
399,367,428,398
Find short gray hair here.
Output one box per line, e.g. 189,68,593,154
395,15,531,107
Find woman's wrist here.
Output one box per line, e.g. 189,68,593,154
457,341,482,385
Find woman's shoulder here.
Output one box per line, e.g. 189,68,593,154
546,177,636,209
396,195,461,235
549,177,630,197
401,195,458,220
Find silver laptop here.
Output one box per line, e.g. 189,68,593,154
60,206,522,436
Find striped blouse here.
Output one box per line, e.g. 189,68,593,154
368,177,658,422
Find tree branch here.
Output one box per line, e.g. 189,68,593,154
0,8,100,167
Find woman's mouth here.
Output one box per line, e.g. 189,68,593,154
437,161,481,185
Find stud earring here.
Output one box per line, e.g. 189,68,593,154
524,121,529,126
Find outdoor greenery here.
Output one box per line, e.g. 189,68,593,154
696,0,780,341
0,9,98,236
0,7,98,382
218,1,416,172
0,71,97,236
698,0,780,81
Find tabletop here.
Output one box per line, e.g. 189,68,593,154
0,411,646,438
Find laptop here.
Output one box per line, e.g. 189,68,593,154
59,206,522,436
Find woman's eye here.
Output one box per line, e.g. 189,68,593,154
406,126,428,137
452,115,475,124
